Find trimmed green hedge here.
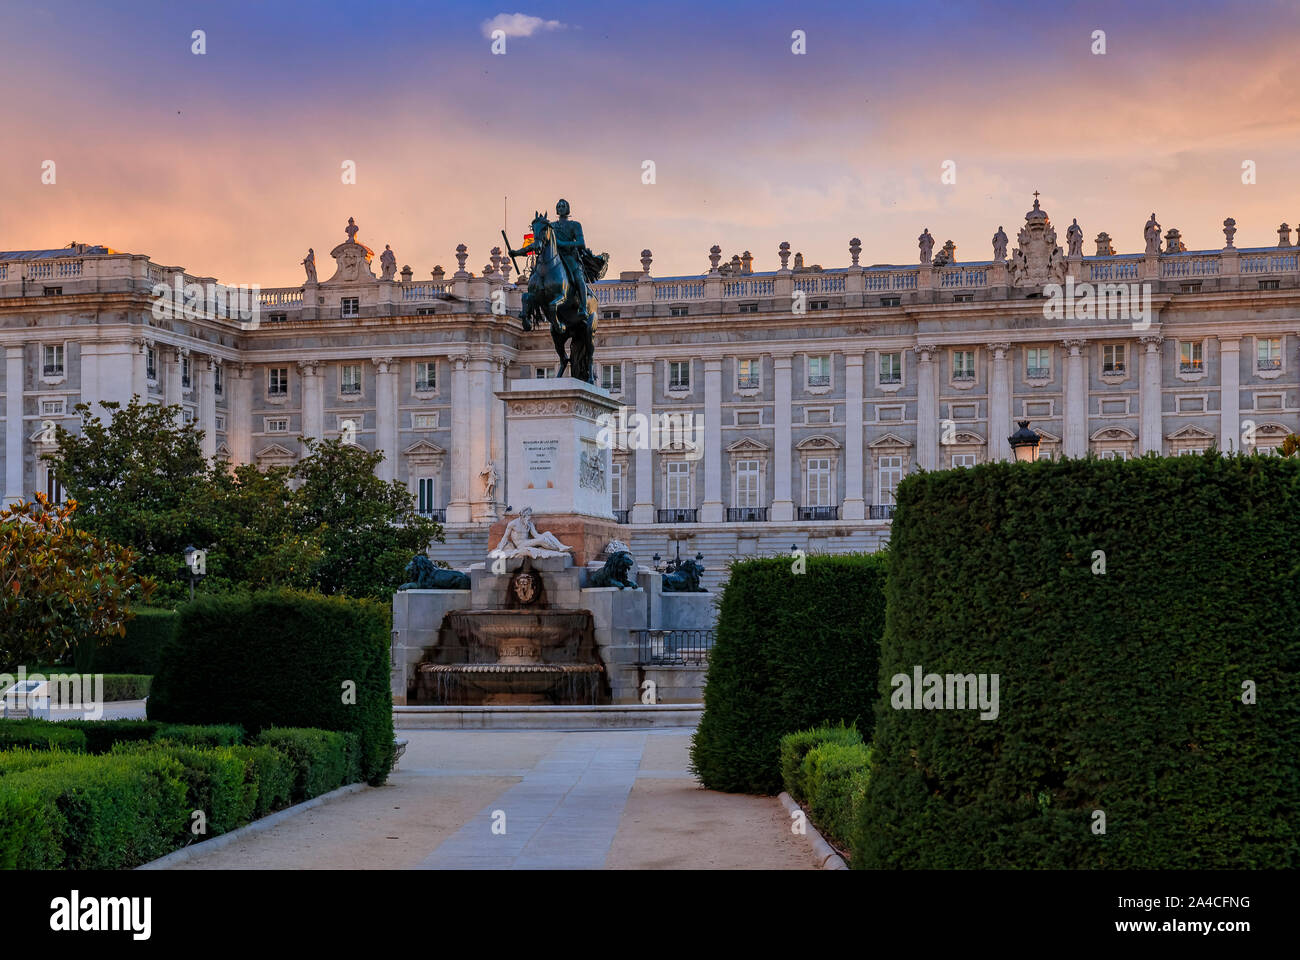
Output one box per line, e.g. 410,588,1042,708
95,608,177,675
59,719,159,754
861,454,1300,869
0,720,87,753
691,553,887,794
254,728,349,802
148,590,394,784
779,723,863,802
801,741,871,853
154,724,245,748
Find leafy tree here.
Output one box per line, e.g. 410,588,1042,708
292,438,444,599
0,495,155,671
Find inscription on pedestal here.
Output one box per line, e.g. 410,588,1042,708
523,438,560,490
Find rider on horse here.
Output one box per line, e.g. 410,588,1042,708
509,199,604,326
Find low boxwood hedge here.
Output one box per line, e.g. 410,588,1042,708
800,741,871,853
254,727,349,802
0,720,87,753
779,723,864,803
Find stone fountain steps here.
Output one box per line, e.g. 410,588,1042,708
393,703,702,730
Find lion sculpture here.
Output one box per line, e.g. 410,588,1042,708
397,554,470,591
587,548,638,590
661,558,705,593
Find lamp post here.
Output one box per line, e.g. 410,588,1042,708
1008,420,1041,463
182,545,207,601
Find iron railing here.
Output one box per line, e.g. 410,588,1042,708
657,508,698,523
807,374,831,387
736,374,760,390
727,507,767,522
634,629,715,665
868,504,896,520
798,505,839,521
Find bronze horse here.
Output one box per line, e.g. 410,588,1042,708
520,212,598,382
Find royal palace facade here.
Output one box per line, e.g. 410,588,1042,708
4,199,1299,588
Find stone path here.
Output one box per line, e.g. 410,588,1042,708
163,727,817,870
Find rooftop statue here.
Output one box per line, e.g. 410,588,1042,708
507,199,607,383
380,244,397,280
1066,219,1084,257
992,227,1008,261
302,248,317,283
1144,213,1162,255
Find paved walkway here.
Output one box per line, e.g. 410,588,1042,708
164,727,817,870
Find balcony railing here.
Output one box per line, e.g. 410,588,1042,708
868,504,896,520
879,372,902,384
42,365,63,377
1102,365,1126,376
798,505,840,521
807,374,831,387
736,375,759,390
633,629,715,666
613,509,630,524
341,383,361,395
953,371,975,381
1026,366,1050,379
1179,362,1203,374
1258,358,1282,371
727,507,767,522
657,508,698,524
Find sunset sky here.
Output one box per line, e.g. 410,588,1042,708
2,0,1299,286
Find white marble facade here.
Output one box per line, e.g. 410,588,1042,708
3,204,1299,590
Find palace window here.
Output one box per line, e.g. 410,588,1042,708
952,350,976,381
43,344,64,378
669,306,689,317
602,309,621,320
665,461,692,509
415,362,436,392
1099,450,1129,461
1259,279,1280,290
601,363,622,393
739,302,758,314
412,413,438,429
215,415,226,432
1025,347,1050,379
146,347,157,381
879,352,902,384
182,408,195,425
340,364,361,395
737,359,760,390
181,356,191,389
1179,341,1204,374
952,453,976,469
1102,344,1126,376
213,364,224,395
265,417,289,433
416,477,438,516
807,355,831,388
610,461,623,511
735,459,761,508
880,296,901,308
40,399,65,416
809,299,830,311
1258,338,1282,372
268,367,289,396
877,455,903,505
805,458,832,507
534,366,553,379
45,467,64,506
341,297,360,318
668,361,690,391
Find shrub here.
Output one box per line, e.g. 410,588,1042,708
148,590,393,784
779,723,864,802
59,719,161,754
0,747,79,776
0,719,87,753
0,751,188,868
236,744,294,818
800,741,871,852
690,553,887,794
154,723,245,748
860,454,1300,869
115,742,254,836
254,727,348,802
94,607,177,675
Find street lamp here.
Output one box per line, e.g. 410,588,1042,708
182,545,207,601
1008,420,1041,463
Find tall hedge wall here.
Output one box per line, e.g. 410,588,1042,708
95,608,177,675
690,553,887,794
147,590,394,785
860,453,1300,869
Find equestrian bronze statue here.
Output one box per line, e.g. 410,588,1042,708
507,199,607,384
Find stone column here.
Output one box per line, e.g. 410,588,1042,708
700,358,724,522
491,358,507,512
297,360,323,444
79,342,100,412
987,342,1012,461
165,347,184,426
915,343,938,471
97,340,137,411
230,364,252,466
200,357,218,461
771,354,794,521
631,360,655,524
468,356,494,521
1062,339,1088,458
1219,338,1241,452
1139,336,1164,455
446,355,472,523
842,352,866,520
372,357,398,481
5,345,25,504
